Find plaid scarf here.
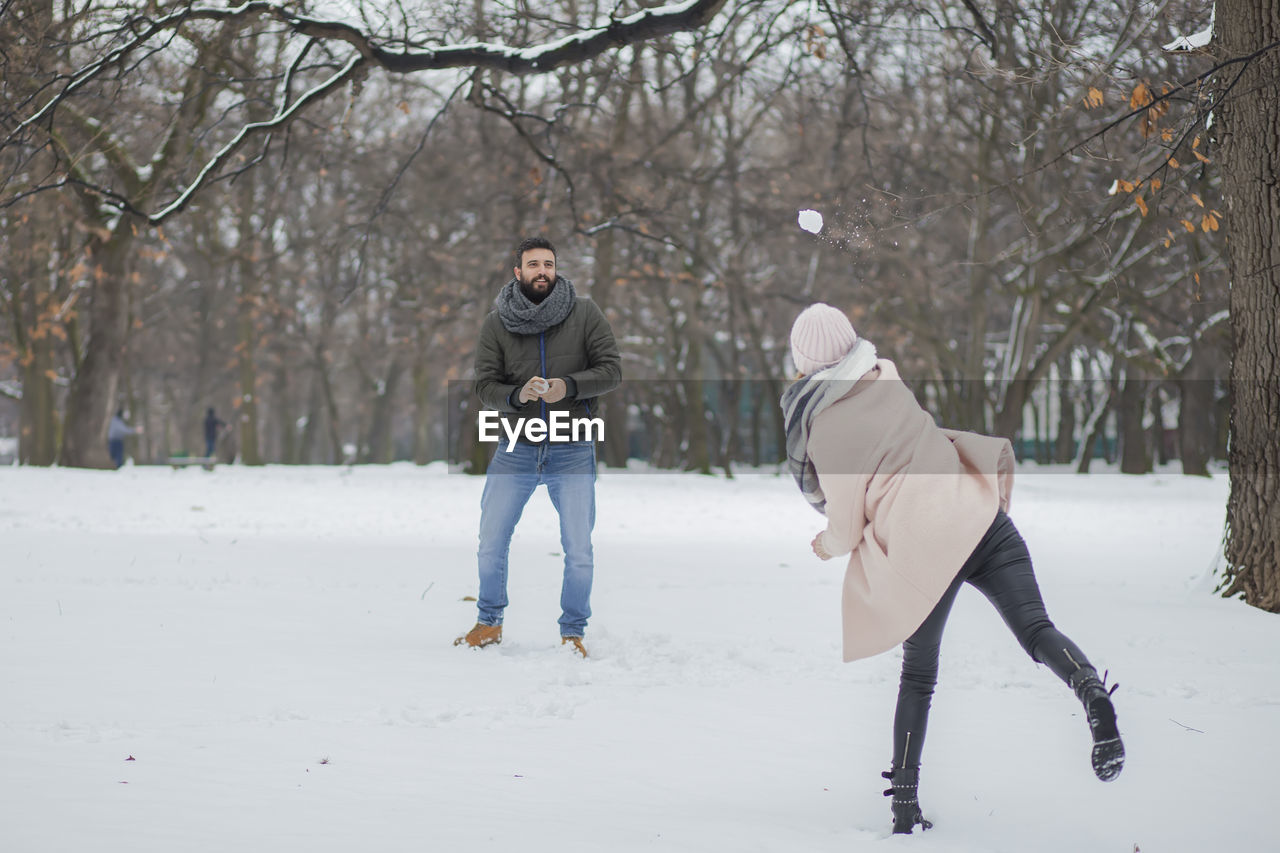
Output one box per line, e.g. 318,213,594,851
779,340,878,514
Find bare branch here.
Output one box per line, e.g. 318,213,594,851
958,0,998,59
6,0,734,223
16,0,729,127
148,52,364,223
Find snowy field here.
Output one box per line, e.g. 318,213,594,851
2,461,1275,852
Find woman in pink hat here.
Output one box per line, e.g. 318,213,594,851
780,303,1124,834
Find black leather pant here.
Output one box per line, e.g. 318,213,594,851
892,510,1093,769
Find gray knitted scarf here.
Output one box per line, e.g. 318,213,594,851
495,276,577,335
779,339,878,514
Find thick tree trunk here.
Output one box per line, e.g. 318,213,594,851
1214,0,1280,611
1178,343,1214,478
60,230,135,468
993,378,1030,446
1117,368,1151,475
19,333,59,466
1053,360,1078,465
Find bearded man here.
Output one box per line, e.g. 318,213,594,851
455,237,621,658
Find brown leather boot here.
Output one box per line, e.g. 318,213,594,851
561,636,588,658
453,623,502,648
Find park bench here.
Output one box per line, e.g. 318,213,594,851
167,456,217,471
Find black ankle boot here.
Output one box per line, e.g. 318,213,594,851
881,766,933,834
1070,667,1125,781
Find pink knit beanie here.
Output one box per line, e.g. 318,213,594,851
789,303,858,376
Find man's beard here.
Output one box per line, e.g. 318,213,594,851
518,273,555,304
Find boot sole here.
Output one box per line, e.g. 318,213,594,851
453,636,501,648
1086,695,1125,781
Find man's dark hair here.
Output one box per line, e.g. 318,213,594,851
514,237,556,268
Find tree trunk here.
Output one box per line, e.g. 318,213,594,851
462,394,490,475
588,49,637,473
1214,0,1280,610
1075,357,1116,474
993,378,1030,446
234,178,263,466
1117,367,1151,475
298,376,323,465
271,358,296,464
748,380,764,467
960,128,994,434
682,355,712,476
60,229,136,468
589,227,631,469
19,330,59,466
1178,343,1214,477
362,357,403,464
737,298,786,464
317,352,344,464
411,354,432,465
1053,359,1077,465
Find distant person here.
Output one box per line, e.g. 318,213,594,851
454,237,621,658
107,408,143,469
780,303,1124,835
203,407,227,458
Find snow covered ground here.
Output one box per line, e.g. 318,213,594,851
2,461,1275,852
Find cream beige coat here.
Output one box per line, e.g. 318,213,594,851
808,359,1015,662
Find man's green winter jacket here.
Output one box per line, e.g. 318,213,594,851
474,296,621,434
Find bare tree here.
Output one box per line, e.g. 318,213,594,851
0,0,732,467
1211,0,1280,611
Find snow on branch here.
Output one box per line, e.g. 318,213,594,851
1164,7,1214,53
11,0,731,225
19,0,726,133
134,0,726,75
147,52,363,223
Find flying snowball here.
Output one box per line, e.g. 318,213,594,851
797,209,824,234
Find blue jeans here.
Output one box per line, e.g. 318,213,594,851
476,440,597,636
108,439,125,469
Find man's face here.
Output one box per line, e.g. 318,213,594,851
515,248,556,299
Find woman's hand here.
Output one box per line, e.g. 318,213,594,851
811,532,833,561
